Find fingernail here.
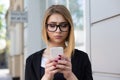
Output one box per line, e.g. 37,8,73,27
58,55,61,57
58,57,61,60
54,60,58,62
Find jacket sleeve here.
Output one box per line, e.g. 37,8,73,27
84,54,93,80
25,56,37,80
72,50,93,80
25,57,32,80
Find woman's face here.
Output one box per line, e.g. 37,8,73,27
46,13,69,44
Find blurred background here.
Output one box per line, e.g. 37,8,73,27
0,0,120,80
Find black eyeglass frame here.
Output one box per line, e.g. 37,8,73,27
46,22,70,32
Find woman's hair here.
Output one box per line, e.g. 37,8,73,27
42,5,75,57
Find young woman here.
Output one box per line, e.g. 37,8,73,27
25,5,93,80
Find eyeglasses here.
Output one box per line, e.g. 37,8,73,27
46,22,70,32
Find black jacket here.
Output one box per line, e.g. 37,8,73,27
25,49,93,80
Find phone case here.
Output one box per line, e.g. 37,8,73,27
50,47,63,59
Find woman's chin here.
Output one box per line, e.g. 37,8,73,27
53,40,64,44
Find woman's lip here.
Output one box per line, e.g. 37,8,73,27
54,36,62,39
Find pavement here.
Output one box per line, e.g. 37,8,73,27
0,69,12,80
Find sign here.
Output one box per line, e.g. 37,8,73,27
10,11,28,23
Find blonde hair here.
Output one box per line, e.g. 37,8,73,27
42,5,75,57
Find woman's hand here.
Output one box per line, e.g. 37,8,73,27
41,59,58,80
56,55,78,80
41,55,78,80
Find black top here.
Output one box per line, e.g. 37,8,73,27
25,49,93,80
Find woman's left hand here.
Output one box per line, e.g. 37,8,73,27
56,55,78,80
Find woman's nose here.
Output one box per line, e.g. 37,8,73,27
55,27,61,32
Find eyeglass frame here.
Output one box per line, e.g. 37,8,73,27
46,22,70,32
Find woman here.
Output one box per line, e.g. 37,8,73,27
25,5,93,80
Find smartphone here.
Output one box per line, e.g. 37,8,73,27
50,47,63,59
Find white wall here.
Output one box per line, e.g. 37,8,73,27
85,0,120,80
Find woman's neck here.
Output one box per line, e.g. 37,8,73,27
48,41,66,48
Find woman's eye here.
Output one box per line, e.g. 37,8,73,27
49,24,56,27
61,23,67,27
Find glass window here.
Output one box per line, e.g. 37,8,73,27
69,0,84,51
46,0,66,8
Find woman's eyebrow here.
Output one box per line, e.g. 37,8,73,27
47,22,57,24
48,21,67,23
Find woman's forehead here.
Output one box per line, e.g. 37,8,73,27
47,13,66,23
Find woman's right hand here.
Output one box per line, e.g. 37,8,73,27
41,59,58,80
